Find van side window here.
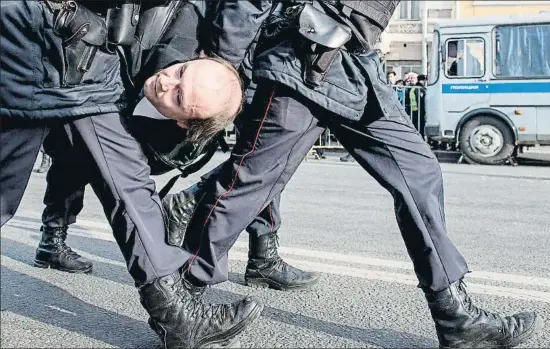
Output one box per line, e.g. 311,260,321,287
494,24,550,78
445,38,484,78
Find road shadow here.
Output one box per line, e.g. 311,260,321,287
204,283,439,348
227,271,246,286
1,231,439,348
0,267,160,348
517,157,550,167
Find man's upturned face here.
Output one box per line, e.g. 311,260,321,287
143,59,240,128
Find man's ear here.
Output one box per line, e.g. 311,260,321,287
177,120,190,129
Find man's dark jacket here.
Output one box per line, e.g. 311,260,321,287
124,0,223,177
125,0,209,96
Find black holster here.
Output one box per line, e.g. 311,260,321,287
105,1,141,48
263,3,352,88
302,44,340,88
52,1,108,86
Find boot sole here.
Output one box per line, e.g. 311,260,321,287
33,259,93,274
148,302,264,349
439,313,544,349
201,338,241,348
245,275,320,291
148,318,242,348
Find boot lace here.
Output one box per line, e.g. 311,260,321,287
54,234,81,260
459,281,499,321
59,244,80,259
182,277,207,300
174,278,227,321
267,234,286,271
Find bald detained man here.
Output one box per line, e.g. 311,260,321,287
142,57,244,145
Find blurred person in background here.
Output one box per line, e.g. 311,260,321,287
315,129,329,159
33,146,51,174
387,71,397,85
404,72,418,118
414,75,427,137
395,79,405,104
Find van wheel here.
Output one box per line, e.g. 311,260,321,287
459,116,515,165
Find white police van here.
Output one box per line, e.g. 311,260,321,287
425,13,550,165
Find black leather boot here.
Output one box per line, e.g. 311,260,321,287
140,270,264,349
34,226,93,273
34,153,51,173
162,183,204,248
245,232,320,291
339,153,354,162
425,280,543,348
146,277,242,348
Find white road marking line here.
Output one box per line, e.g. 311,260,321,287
45,305,78,316
7,214,550,293
247,244,550,289
9,230,548,303
228,251,550,303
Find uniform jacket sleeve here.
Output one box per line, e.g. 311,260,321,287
208,0,273,69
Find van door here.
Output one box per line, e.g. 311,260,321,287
441,36,490,118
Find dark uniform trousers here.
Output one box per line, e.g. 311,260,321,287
41,133,283,239
185,80,470,292
1,113,191,287
0,119,49,226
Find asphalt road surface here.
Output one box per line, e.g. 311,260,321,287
2,153,549,348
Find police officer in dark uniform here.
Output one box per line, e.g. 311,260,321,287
34,0,321,292
168,1,543,348
1,1,264,347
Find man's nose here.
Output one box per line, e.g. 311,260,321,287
158,75,179,92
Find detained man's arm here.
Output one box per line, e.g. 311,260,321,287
207,0,273,69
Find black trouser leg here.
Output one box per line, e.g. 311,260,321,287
68,113,189,287
183,82,325,285
327,90,468,291
245,194,282,238
42,126,88,228
198,161,320,289
199,163,283,239
0,118,48,227
33,126,93,273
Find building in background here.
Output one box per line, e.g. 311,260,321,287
378,0,550,80
455,0,550,18
378,1,452,79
